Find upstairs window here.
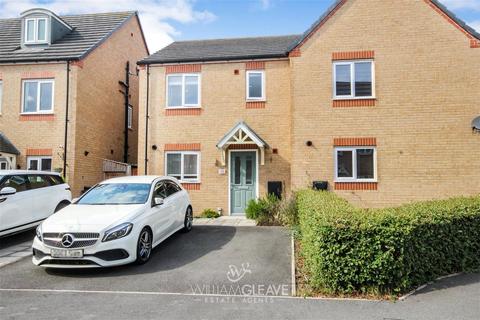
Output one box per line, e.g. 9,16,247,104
22,80,54,113
25,18,48,43
246,70,265,100
166,74,200,108
333,61,374,99
128,106,133,129
335,147,376,182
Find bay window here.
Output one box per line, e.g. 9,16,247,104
166,74,200,108
333,61,374,99
165,151,200,182
335,147,376,182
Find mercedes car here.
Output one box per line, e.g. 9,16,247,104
32,175,193,268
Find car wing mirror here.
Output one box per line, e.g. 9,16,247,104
0,187,16,196
153,197,164,206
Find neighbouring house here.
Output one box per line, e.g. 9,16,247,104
0,8,149,195
0,132,20,170
137,0,480,215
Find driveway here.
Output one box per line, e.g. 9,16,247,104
0,226,293,295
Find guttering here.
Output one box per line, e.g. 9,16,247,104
144,64,150,175
137,54,290,66
63,60,71,179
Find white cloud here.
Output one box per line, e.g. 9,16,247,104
0,0,217,52
439,0,480,11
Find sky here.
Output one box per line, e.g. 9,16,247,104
0,0,479,54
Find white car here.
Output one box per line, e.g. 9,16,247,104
32,176,193,268
0,170,72,237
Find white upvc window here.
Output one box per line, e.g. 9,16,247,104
166,73,201,108
27,156,52,171
333,60,375,99
0,81,3,114
165,151,200,182
22,79,54,114
25,18,48,43
246,70,265,101
0,160,8,170
128,106,133,129
334,147,377,182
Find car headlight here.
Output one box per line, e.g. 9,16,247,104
102,223,133,242
36,225,43,242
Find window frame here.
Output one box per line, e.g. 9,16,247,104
128,105,133,129
332,60,375,100
334,147,377,182
165,73,201,109
246,70,266,101
0,80,3,114
21,79,55,114
27,156,53,172
24,17,48,44
164,151,201,183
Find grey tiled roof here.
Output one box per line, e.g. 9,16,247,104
0,11,136,63
139,35,302,64
0,132,20,155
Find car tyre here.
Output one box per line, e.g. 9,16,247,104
182,206,193,233
135,227,153,265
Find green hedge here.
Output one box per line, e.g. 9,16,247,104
296,190,480,295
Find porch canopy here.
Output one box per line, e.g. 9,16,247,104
216,121,269,165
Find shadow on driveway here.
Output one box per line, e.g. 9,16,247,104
412,272,480,297
45,226,237,277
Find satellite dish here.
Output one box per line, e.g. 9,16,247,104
472,116,480,132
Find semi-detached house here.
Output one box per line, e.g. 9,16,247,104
0,8,148,195
137,0,480,215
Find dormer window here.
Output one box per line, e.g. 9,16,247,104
25,18,48,43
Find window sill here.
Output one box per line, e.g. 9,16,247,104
334,181,377,190
165,108,202,116
165,106,201,110
332,98,376,108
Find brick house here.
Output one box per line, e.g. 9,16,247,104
137,0,480,215
0,8,149,195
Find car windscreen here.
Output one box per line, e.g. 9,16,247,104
77,183,151,205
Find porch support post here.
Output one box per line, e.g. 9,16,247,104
260,147,265,165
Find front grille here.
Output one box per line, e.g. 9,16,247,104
42,232,100,248
39,259,98,266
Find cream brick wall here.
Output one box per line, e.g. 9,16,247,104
138,0,480,211
71,16,148,195
290,0,480,207
138,60,292,215
0,63,73,175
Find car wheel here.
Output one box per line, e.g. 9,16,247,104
135,227,152,265
182,207,193,233
54,201,70,213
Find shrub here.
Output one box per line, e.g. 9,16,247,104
200,208,220,218
246,194,280,225
296,189,480,295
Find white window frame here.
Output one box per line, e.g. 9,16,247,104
25,17,48,44
164,151,201,183
0,81,3,114
246,70,266,101
334,147,377,182
332,60,375,100
165,73,201,109
0,160,8,170
128,105,133,129
27,156,53,171
21,79,54,114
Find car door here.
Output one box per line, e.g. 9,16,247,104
164,181,183,232
150,180,173,243
0,175,33,234
27,174,55,221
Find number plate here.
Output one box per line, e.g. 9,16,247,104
50,249,83,258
